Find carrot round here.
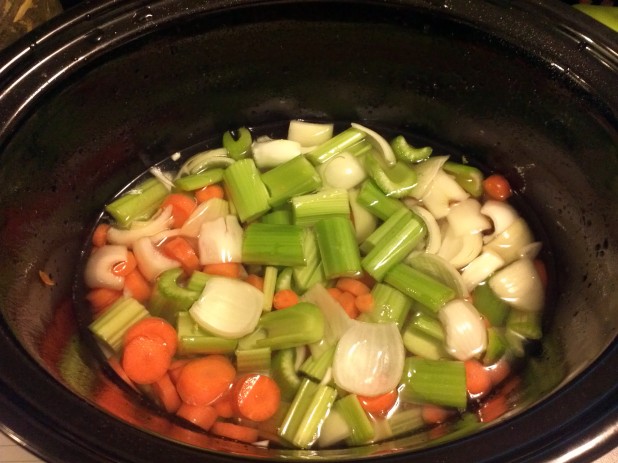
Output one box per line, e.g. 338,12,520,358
152,372,182,413
161,237,200,274
482,174,512,201
354,293,374,313
195,184,225,204
210,421,259,444
421,404,453,425
203,262,242,279
487,357,512,386
124,317,178,356
478,394,508,423
111,251,137,277
464,359,493,397
244,274,264,292
337,290,359,319
168,358,191,385
175,355,236,406
272,289,299,310
327,287,343,300
231,374,281,422
212,394,235,419
176,403,218,431
86,287,122,315
357,389,398,417
92,223,110,247
121,335,173,385
336,277,370,296
161,193,197,228
122,269,152,303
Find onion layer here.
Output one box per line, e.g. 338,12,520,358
84,244,127,290
489,258,544,312
438,299,487,361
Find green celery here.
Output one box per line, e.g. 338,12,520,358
390,135,432,163
291,188,350,227
242,222,306,267
185,270,210,293
299,344,336,382
260,208,292,225
356,179,406,221
315,216,362,279
89,297,150,353
363,151,418,198
306,127,365,165
222,127,252,160
472,281,510,327
443,161,484,197
256,302,325,350
360,207,412,255
105,177,169,228
358,282,413,328
149,268,200,325
275,267,294,291
334,394,375,445
271,348,302,401
237,328,267,350
402,322,448,360
173,168,224,191
388,407,425,438
176,312,238,355
223,158,271,222
409,311,445,341
384,263,456,312
400,357,467,409
236,347,272,374
507,309,542,340
346,138,374,158
261,155,322,207
483,327,507,365
293,228,322,292
262,266,278,312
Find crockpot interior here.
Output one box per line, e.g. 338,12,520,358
0,1,616,462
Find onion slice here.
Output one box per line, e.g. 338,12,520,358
198,215,244,265
438,223,484,270
406,251,469,298
438,299,487,361
407,204,441,254
419,170,469,219
180,197,229,237
483,217,534,265
84,244,127,290
106,206,174,248
488,258,544,312
288,120,334,147
133,236,181,281
302,283,352,345
332,320,404,397
481,200,519,243
446,198,491,236
319,152,367,190
351,122,396,166
460,249,505,292
252,138,302,169
407,155,449,199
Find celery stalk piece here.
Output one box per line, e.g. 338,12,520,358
507,309,542,340
176,312,238,355
299,344,336,382
472,281,510,327
314,216,362,279
317,407,351,448
305,127,365,165
388,407,425,438
185,270,210,293
105,177,169,228
275,266,294,291
390,135,432,163
89,297,150,353
483,327,507,365
293,228,322,292
358,282,413,327
443,161,484,197
360,207,412,255
242,223,306,267
409,311,445,341
333,394,375,445
235,347,272,374
260,208,293,225
173,168,224,191
223,158,271,222
291,188,350,227
237,328,267,350
256,302,325,350
361,213,426,281
148,268,200,325
384,263,456,312
402,320,449,360
356,179,406,221
363,151,418,198
400,357,467,409
261,155,322,208
271,348,302,401
222,127,252,160
262,266,278,312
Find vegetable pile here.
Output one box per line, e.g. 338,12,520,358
84,120,547,449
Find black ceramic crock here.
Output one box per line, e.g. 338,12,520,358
0,1,616,462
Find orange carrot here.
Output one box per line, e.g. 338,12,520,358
336,277,370,296
210,421,259,444
195,184,225,204
244,274,264,292
161,237,200,274
212,394,235,419
86,287,123,315
111,251,137,277
337,290,359,319
168,359,191,385
478,394,508,423
357,389,398,417
487,357,512,386
203,262,242,279
230,374,281,422
122,268,152,303
534,258,548,288
92,223,110,247
175,355,236,406
464,359,493,397
421,404,453,424
355,293,374,313
121,335,173,385
152,372,182,413
327,287,343,300
482,174,512,201
161,193,197,228
124,316,178,356
176,403,218,431
272,289,299,310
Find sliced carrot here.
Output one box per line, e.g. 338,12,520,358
38,270,55,286
482,174,512,201
357,389,398,417
272,289,299,310
124,316,178,356
176,403,218,431
337,290,359,319
203,262,242,279
161,193,197,228
230,374,281,422
534,258,548,288
212,394,235,419
161,236,200,274
111,251,137,277
175,355,236,406
478,394,508,423
121,335,173,385
195,184,225,204
465,359,493,398
210,421,259,444
355,293,374,313
421,404,453,425
327,287,343,300
336,277,370,296
86,287,123,315
487,357,512,386
92,223,110,247
122,268,152,303
152,372,182,413
244,274,264,292
168,358,191,385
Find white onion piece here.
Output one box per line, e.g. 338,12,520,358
438,299,487,361
408,205,441,254
406,251,469,298
301,284,353,345
332,320,404,397
349,189,377,243
481,200,519,243
519,241,543,260
446,198,492,236
133,236,181,281
351,122,396,166
488,258,544,312
107,206,174,248
198,215,243,265
319,152,367,190
438,224,484,269
149,228,182,245
176,147,230,177
407,155,449,199
483,217,534,265
84,245,127,290
180,197,229,237
420,170,469,220
148,167,174,190
189,277,263,339
460,249,505,292
252,138,301,169
288,120,334,147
